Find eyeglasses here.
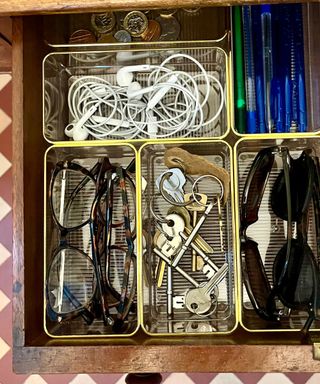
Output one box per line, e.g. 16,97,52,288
46,157,136,332
241,146,320,330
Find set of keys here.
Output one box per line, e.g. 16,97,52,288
151,148,230,322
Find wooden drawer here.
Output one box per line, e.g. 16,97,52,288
11,4,320,374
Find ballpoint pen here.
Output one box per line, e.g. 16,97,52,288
242,5,257,133
261,4,274,133
232,6,246,134
271,4,285,133
293,4,307,132
252,6,265,133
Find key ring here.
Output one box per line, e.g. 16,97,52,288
191,174,224,206
159,172,198,206
149,194,174,225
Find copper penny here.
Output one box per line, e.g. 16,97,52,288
123,11,148,37
68,29,97,44
141,20,161,41
91,12,116,34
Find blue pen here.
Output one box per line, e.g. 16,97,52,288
271,5,284,133
261,4,274,133
242,6,257,133
252,6,265,133
280,5,292,132
293,4,307,132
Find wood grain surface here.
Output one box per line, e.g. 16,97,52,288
0,0,303,16
13,344,320,373
12,17,24,348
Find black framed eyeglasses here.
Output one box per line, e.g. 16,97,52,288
46,157,137,332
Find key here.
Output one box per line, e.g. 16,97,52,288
173,295,185,309
162,213,185,238
185,263,228,315
168,206,214,255
156,214,185,287
180,232,219,273
172,202,213,268
154,247,199,287
155,232,182,287
185,193,208,271
156,168,186,203
155,233,183,317
202,264,216,279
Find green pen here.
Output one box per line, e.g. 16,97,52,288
232,6,246,134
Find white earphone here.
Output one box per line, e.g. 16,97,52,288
64,53,225,141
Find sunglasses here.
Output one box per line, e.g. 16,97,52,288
241,146,320,330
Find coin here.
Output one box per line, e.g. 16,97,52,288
183,8,201,14
91,12,116,34
156,16,180,41
141,20,161,41
159,9,178,18
68,29,97,44
123,11,148,37
97,33,117,43
114,29,132,43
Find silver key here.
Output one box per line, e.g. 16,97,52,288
156,168,186,202
156,233,182,258
185,193,208,271
173,295,185,309
185,263,228,315
172,202,213,268
202,264,216,280
180,232,219,273
162,213,185,238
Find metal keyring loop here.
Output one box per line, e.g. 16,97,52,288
191,174,224,207
149,194,173,224
159,171,197,206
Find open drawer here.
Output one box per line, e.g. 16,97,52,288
11,5,320,375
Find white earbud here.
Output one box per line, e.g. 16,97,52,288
65,102,99,140
127,81,143,100
116,65,157,87
116,51,156,63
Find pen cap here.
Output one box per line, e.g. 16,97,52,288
261,5,271,14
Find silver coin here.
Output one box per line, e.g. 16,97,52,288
183,8,201,14
114,29,132,43
156,16,180,41
91,12,116,34
159,9,178,18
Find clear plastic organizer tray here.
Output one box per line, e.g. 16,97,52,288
42,8,229,47
44,143,139,337
235,136,320,332
231,3,320,136
43,41,229,144
139,140,237,335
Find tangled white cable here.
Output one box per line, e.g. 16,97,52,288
65,53,225,141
